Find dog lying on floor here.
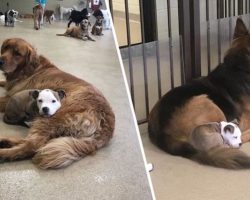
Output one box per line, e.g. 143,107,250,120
33,4,43,30
57,19,95,41
148,18,250,169
4,89,65,127
91,15,103,36
0,38,115,169
5,9,18,27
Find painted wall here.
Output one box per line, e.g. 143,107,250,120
0,0,98,14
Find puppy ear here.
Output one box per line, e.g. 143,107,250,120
231,118,239,125
29,90,40,99
57,89,66,99
224,125,235,134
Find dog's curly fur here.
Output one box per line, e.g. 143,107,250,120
148,18,250,169
0,38,115,169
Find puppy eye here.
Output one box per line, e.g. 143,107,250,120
234,136,238,139
52,100,56,103
38,99,43,103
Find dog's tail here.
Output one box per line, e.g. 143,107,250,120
193,146,250,169
56,33,66,36
32,137,98,169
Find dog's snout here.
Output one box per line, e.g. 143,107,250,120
239,143,242,146
42,107,49,114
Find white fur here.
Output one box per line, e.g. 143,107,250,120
37,89,61,117
220,121,242,148
59,6,73,20
100,9,111,30
5,9,18,27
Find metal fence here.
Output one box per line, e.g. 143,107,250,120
117,0,250,125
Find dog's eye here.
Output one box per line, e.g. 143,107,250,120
13,49,21,56
38,99,43,103
52,100,56,103
234,136,238,139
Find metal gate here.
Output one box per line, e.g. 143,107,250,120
113,0,250,125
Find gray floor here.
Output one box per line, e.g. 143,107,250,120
0,19,153,200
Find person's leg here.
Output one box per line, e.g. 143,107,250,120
41,4,45,25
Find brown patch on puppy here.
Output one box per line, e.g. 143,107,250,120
0,38,115,169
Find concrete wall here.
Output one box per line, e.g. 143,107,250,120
0,0,88,14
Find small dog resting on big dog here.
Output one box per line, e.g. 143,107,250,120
0,38,114,169
5,9,18,27
4,89,65,127
189,120,242,151
57,19,95,41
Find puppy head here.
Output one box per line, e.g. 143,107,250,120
31,89,66,117
220,121,242,148
96,16,103,25
81,19,89,29
0,38,39,77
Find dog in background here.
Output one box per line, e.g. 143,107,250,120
44,10,55,24
91,15,103,36
0,38,114,169
4,89,65,127
33,4,43,30
57,19,95,41
5,9,18,27
148,18,250,169
93,9,111,30
68,8,89,28
59,5,73,20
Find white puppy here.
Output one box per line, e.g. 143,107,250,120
220,121,242,148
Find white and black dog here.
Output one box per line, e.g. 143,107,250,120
5,9,18,27
4,89,65,127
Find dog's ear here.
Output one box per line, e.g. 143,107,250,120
233,18,249,39
29,90,40,99
1,38,11,54
224,125,235,134
57,89,66,99
231,118,239,125
25,45,39,69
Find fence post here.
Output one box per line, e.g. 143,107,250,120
178,0,201,82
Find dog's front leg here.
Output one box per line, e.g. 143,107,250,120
0,96,9,112
0,133,48,161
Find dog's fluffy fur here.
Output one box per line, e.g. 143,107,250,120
33,4,43,30
0,38,115,169
57,19,95,41
148,18,250,169
68,8,89,28
5,9,18,27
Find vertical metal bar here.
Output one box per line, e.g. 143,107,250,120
139,0,150,118
246,0,248,14
229,0,233,43
167,0,174,88
152,0,162,99
179,36,185,84
190,0,201,77
108,0,113,19
124,0,135,105
206,0,211,73
225,0,227,17
238,0,243,15
233,0,235,15
217,0,222,64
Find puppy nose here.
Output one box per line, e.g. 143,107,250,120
42,107,49,114
239,143,242,146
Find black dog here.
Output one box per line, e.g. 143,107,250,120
68,8,89,28
93,9,103,18
148,18,250,169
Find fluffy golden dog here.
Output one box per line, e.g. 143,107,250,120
0,38,115,169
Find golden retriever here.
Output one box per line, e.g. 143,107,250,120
0,38,115,169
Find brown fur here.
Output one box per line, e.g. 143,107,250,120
44,10,54,24
148,19,250,169
0,38,115,169
33,4,43,30
57,19,95,41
